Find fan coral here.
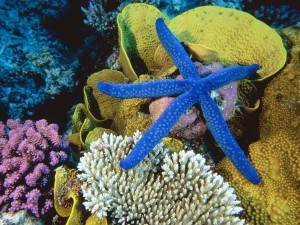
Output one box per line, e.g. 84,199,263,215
77,131,245,224
0,119,69,217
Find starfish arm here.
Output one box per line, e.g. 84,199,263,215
156,18,200,80
198,93,261,184
203,64,259,90
120,91,197,169
98,79,190,98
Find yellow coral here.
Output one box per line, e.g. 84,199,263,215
112,75,152,136
117,4,286,80
217,133,300,224
216,27,300,225
167,6,286,79
54,166,85,225
86,69,128,120
117,3,169,81
86,214,107,225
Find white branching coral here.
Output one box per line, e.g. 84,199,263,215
77,131,245,224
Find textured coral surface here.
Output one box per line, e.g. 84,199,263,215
216,27,300,225
0,119,68,217
78,131,245,225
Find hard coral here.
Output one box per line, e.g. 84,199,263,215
78,131,245,225
216,27,300,225
54,166,85,225
117,4,286,80
98,18,260,184
0,119,68,217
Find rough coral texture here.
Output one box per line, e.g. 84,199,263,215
54,166,85,225
0,119,69,217
116,4,286,80
167,6,286,79
0,210,44,225
77,131,245,225
86,69,128,120
216,27,300,225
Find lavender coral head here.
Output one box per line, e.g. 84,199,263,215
0,119,69,218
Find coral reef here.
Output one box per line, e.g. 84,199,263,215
245,1,300,28
216,27,300,224
0,0,79,119
0,119,69,217
54,166,85,225
117,4,286,80
78,131,245,224
54,166,108,225
68,71,151,156
98,17,260,183
81,0,199,33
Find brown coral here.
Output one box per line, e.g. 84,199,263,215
216,27,300,225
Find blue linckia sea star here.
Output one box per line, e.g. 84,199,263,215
98,18,261,184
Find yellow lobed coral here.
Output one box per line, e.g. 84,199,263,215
112,75,152,136
117,4,286,80
54,166,85,225
167,6,286,79
54,166,108,225
69,71,152,154
86,69,128,120
117,3,170,81
216,27,300,225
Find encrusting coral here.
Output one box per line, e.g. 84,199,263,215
78,131,245,225
0,119,68,217
216,27,300,225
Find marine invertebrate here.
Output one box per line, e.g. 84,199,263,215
149,62,237,139
216,27,300,224
98,18,260,184
117,4,286,80
54,166,85,225
78,131,245,224
0,119,68,217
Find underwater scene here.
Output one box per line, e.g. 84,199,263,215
0,0,299,224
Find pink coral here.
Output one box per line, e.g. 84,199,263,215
0,119,69,217
149,62,237,139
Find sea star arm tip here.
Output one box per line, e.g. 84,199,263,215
199,93,261,184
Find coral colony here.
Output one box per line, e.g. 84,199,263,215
78,131,245,224
98,18,261,184
0,119,68,217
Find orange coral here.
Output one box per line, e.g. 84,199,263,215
216,27,300,225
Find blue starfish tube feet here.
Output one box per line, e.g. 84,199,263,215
98,18,261,184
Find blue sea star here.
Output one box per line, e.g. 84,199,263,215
98,18,261,184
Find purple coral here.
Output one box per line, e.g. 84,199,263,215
149,62,237,139
0,119,68,217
